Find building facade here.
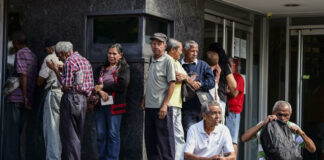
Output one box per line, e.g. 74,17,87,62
0,0,323,159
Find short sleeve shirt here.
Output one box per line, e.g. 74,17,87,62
228,72,244,113
184,120,234,157
168,59,187,108
256,121,305,160
145,53,176,108
7,47,37,104
39,52,63,89
217,63,232,102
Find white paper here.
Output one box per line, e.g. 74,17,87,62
241,74,246,94
234,37,240,57
101,96,114,105
240,39,247,59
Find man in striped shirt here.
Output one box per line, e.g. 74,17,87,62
47,41,94,160
241,100,316,160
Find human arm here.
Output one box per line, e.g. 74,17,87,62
37,76,46,87
46,59,69,91
20,73,31,110
289,125,316,153
158,81,175,119
226,74,237,96
200,63,216,91
241,115,277,142
227,74,244,98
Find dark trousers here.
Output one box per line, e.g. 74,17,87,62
3,102,26,160
60,91,87,160
182,110,202,136
145,107,175,160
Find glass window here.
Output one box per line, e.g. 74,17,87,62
93,16,138,43
203,20,223,58
268,18,286,115
145,17,169,43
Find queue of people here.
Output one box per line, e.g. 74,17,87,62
3,31,316,160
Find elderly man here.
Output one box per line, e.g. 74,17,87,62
184,101,235,160
141,33,176,160
241,100,316,160
4,31,38,160
166,38,190,160
180,40,215,134
37,39,63,160
47,41,94,160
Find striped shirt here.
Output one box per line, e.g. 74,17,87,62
61,52,94,96
256,121,305,160
7,47,37,105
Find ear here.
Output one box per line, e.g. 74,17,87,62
202,113,207,120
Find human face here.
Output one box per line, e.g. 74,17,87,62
273,105,291,123
56,51,68,62
206,51,219,66
151,39,166,57
45,47,54,54
173,43,183,60
203,105,222,127
107,47,122,66
184,45,198,63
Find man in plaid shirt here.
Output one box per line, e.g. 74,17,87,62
47,41,94,160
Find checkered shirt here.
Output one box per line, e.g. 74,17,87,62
62,52,94,96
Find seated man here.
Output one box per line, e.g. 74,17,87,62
184,101,235,160
241,100,316,160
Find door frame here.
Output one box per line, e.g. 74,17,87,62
286,19,324,126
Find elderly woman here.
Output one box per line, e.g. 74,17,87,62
94,43,130,160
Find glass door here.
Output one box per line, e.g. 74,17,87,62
290,29,324,159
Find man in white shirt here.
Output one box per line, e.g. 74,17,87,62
37,40,64,160
184,101,235,160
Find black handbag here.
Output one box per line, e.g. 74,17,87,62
181,82,196,103
196,91,213,105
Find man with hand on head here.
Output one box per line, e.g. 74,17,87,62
241,100,316,160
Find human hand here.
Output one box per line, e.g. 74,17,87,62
24,97,32,110
189,81,201,91
210,154,224,160
99,91,109,102
289,125,303,135
216,64,222,77
141,97,145,110
263,115,277,124
176,72,187,82
158,104,168,119
46,59,58,72
94,84,103,92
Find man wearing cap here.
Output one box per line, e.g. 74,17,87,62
141,33,176,160
37,39,64,160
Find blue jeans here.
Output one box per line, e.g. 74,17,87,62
225,112,241,144
95,105,122,160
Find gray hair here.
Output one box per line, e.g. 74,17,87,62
201,100,221,115
108,43,123,54
55,41,73,54
183,40,198,51
272,100,292,113
166,38,181,52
